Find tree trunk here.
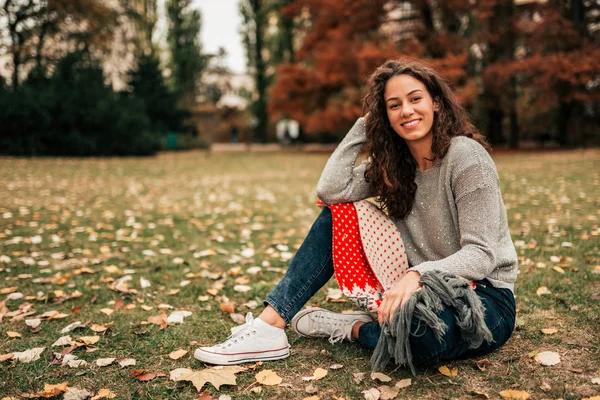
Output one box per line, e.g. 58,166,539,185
252,0,268,143
557,101,571,147
487,107,504,145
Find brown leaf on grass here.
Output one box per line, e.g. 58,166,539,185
6,331,21,338
197,393,212,400
378,385,399,399
95,358,116,367
438,365,458,377
0,353,14,362
305,383,318,394
470,391,490,399
76,336,100,346
395,378,411,389
0,286,18,294
303,367,328,381
99,308,114,316
147,314,168,329
169,349,188,360
362,388,380,400
536,286,552,296
255,369,283,386
353,372,366,383
230,313,245,324
90,324,108,333
170,367,241,391
499,390,531,399
476,358,492,371
541,328,558,335
63,387,93,400
35,382,69,398
130,369,167,381
219,303,235,314
90,388,116,400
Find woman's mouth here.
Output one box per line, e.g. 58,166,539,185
401,119,421,129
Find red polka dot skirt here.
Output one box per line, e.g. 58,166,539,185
318,200,409,312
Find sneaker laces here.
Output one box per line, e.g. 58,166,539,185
217,312,256,348
312,314,352,344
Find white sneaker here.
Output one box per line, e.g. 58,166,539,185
291,307,374,344
194,313,290,365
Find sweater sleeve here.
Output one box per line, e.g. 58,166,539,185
316,117,375,204
411,149,502,281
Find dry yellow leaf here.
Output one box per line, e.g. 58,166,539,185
371,372,392,382
438,365,458,377
534,351,560,366
313,367,328,380
541,328,558,335
77,336,100,346
552,266,565,274
99,308,114,316
255,369,283,386
499,389,531,399
6,331,21,338
0,286,18,294
90,324,108,333
90,388,116,400
169,349,188,360
536,286,552,296
0,353,14,362
39,382,69,397
302,397,320,400
582,397,600,400
378,385,399,399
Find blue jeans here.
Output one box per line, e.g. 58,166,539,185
264,208,517,368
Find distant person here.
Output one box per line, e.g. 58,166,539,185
229,125,238,143
195,59,517,373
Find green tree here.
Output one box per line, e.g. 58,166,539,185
166,0,207,108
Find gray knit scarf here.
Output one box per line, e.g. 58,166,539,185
370,271,494,375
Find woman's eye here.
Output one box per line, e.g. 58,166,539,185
411,97,421,102
390,104,399,109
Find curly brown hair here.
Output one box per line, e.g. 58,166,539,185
363,58,490,220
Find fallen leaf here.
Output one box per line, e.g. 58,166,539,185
395,378,411,389
197,393,212,400
534,351,560,366
470,390,490,399
499,389,531,399
592,377,600,384
64,387,93,400
329,364,344,370
6,331,21,338
552,266,565,274
230,313,246,324
233,285,251,293
62,354,88,368
52,336,74,347
167,310,192,324
61,321,84,333
438,365,458,377
31,382,69,398
371,372,392,382
305,383,318,394
536,286,552,296
76,336,100,346
541,328,558,335
147,314,168,329
13,347,45,363
219,303,236,314
353,372,366,383
255,369,283,386
132,370,167,381
169,349,188,360
362,388,380,400
476,358,492,371
170,367,240,391
25,318,42,329
90,388,116,400
378,385,399,399
95,357,116,367
117,358,136,367
0,353,14,362
99,308,114,316
90,324,108,333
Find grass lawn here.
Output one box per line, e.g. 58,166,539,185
0,149,599,399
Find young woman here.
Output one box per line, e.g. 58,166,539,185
194,59,518,370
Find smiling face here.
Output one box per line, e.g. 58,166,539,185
384,74,438,147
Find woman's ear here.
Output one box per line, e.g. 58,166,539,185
433,101,440,113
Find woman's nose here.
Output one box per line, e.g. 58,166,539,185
401,105,414,117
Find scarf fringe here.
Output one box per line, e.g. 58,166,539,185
370,271,494,375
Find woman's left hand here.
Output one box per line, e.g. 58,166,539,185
377,270,421,325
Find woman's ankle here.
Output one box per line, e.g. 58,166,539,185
352,321,366,340
258,305,287,329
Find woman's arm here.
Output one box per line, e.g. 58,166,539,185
316,117,375,204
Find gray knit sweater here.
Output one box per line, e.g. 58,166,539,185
316,118,518,292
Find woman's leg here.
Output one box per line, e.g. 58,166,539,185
263,207,335,324
356,282,516,367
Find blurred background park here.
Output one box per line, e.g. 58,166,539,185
0,0,599,156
